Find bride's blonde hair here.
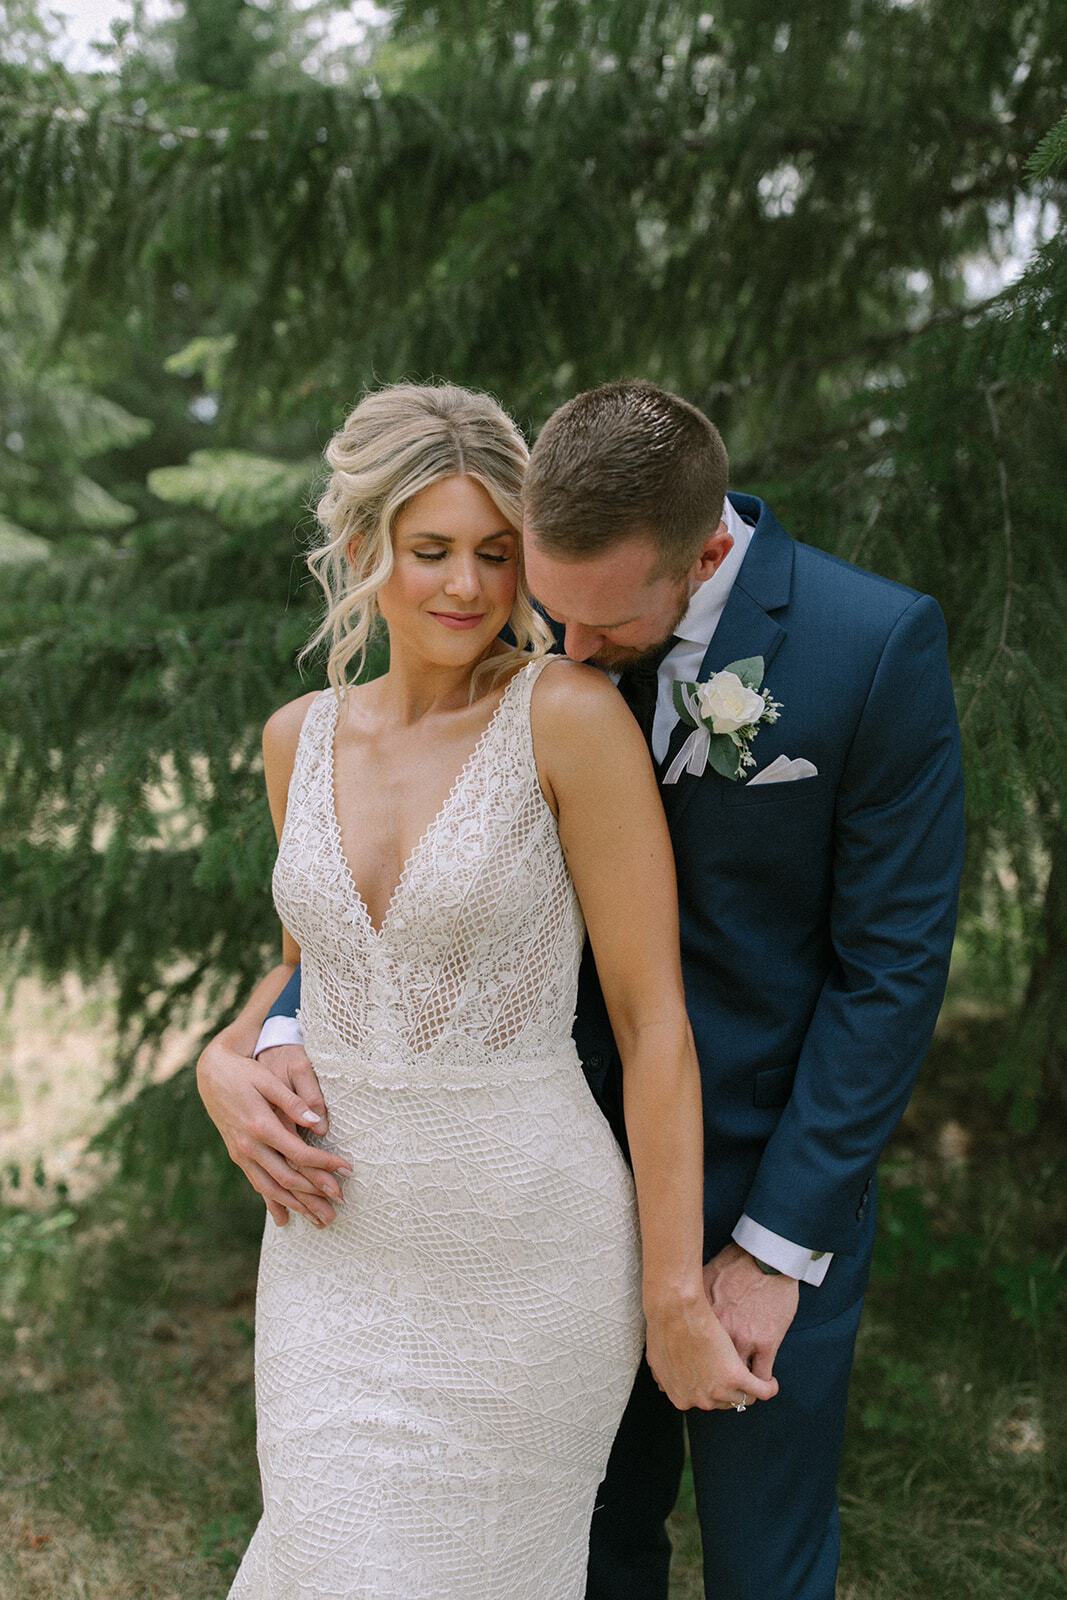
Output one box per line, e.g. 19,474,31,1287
302,383,553,695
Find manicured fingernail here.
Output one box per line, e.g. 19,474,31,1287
299,1110,323,1126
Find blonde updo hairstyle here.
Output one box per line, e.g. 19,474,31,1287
303,383,553,696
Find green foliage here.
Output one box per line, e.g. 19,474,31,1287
1027,108,1067,177
0,498,316,1067
149,447,319,526
0,242,151,540
0,1205,76,1266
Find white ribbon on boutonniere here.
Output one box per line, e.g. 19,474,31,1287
663,656,782,784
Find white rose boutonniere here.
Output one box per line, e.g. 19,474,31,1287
663,656,781,784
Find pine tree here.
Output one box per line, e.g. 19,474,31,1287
1,1,1066,1205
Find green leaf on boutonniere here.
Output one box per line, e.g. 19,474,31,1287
724,656,765,691
705,737,745,780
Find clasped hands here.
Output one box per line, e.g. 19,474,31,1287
197,1034,797,1409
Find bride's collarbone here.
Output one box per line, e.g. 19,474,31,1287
331,683,507,907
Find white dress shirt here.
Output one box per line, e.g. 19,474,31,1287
648,496,755,762
257,496,831,1285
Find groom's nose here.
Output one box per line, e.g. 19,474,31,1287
562,622,604,661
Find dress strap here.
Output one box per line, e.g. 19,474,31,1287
285,689,337,793
503,653,554,712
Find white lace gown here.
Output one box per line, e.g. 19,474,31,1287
229,658,644,1600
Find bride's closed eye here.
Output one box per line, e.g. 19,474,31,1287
414,549,512,563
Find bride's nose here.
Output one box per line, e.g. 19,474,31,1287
443,555,481,600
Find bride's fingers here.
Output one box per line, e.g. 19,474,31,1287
252,1066,333,1141
646,1345,778,1411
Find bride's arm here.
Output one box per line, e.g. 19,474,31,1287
532,661,777,1412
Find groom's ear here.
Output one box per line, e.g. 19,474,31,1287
692,521,733,584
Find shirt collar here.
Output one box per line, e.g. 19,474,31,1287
673,497,756,649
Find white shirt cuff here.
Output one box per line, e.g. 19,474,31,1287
253,1014,305,1059
732,1214,833,1286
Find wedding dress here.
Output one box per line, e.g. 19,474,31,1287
229,657,644,1600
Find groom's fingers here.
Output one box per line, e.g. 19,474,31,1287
249,1068,351,1179
247,1155,335,1227
198,1044,348,1214
747,1349,777,1384
702,1242,799,1384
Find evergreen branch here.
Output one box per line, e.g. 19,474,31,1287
0,93,269,145
959,384,1015,734
1026,112,1067,180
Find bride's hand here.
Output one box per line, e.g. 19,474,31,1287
643,1289,778,1412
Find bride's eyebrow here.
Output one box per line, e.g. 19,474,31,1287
405,530,516,544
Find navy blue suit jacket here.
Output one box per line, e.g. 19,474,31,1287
575,493,965,1325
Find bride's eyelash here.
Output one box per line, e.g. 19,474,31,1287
413,550,511,563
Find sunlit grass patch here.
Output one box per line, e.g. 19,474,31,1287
0,1208,261,1600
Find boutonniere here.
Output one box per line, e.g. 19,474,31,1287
663,657,781,784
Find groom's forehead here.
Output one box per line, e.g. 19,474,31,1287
523,538,662,624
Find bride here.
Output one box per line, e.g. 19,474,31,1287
210,383,773,1600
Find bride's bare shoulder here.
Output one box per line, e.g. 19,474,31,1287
530,658,652,816
263,691,322,764
530,656,629,729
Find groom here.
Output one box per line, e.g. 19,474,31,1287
199,380,964,1599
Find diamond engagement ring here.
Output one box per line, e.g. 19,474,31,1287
735,1394,748,1413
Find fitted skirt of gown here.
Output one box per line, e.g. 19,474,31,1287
229,1053,643,1600
228,661,645,1599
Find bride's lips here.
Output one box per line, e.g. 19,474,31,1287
430,611,486,630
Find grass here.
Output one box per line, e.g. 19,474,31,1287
1,986,1065,1597
0,1208,263,1599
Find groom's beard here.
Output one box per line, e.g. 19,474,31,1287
587,586,690,672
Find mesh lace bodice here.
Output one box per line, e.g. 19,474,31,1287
273,657,586,1083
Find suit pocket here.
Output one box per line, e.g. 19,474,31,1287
722,774,825,807
753,1062,796,1108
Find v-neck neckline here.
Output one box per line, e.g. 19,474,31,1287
325,662,530,940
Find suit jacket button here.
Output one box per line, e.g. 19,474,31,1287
587,1053,604,1071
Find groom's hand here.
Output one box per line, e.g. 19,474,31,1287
702,1243,799,1385
197,1032,349,1228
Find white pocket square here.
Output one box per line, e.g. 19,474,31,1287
746,755,819,786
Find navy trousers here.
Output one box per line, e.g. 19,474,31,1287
586,1294,864,1600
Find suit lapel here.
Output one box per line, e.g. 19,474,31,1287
659,495,795,826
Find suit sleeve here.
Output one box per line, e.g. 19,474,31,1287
741,594,965,1254
266,963,302,1022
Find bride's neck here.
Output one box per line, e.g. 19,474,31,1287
371,647,500,726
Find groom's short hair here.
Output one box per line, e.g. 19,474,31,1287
524,379,729,579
